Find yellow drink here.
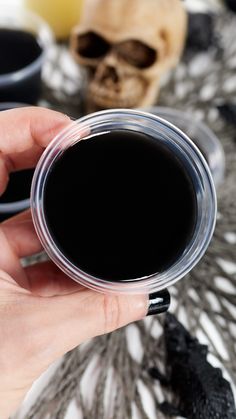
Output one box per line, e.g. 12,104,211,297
25,0,83,39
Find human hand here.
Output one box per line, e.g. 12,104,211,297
0,107,149,419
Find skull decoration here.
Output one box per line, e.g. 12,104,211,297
70,0,187,109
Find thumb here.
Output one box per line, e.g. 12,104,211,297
0,284,148,386
0,287,148,418
34,290,148,363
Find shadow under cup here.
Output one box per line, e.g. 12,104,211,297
31,110,217,294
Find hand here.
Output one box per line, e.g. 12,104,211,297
0,107,147,418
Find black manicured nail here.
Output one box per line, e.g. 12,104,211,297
147,289,170,316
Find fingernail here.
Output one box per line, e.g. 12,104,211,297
147,289,170,316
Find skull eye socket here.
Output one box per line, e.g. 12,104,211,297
76,31,110,59
117,40,157,69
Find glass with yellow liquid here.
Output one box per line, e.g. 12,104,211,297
25,0,83,39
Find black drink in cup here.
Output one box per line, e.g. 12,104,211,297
43,130,197,281
31,110,216,294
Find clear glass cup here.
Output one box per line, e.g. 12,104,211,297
31,109,217,295
0,8,53,104
143,107,225,188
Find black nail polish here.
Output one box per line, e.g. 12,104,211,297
147,289,170,316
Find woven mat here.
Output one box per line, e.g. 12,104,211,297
20,11,236,419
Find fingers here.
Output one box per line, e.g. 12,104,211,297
1,210,42,258
24,261,84,296
7,144,42,171
0,157,9,195
1,211,80,296
0,210,42,289
0,225,29,288
0,107,70,155
0,214,83,294
0,107,71,194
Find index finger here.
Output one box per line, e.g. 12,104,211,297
0,107,71,194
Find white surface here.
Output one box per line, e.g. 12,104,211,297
1,0,23,5
184,0,223,11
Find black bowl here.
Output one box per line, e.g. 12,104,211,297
0,9,53,104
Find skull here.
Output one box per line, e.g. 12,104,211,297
71,0,187,109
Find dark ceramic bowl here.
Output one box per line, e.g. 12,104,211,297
0,8,53,104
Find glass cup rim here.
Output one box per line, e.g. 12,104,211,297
0,7,54,87
31,109,217,294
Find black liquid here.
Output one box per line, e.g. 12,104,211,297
44,130,197,281
0,29,42,75
0,29,42,104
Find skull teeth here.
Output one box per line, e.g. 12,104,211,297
89,80,145,108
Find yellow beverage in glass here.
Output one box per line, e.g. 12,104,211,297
25,0,83,39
